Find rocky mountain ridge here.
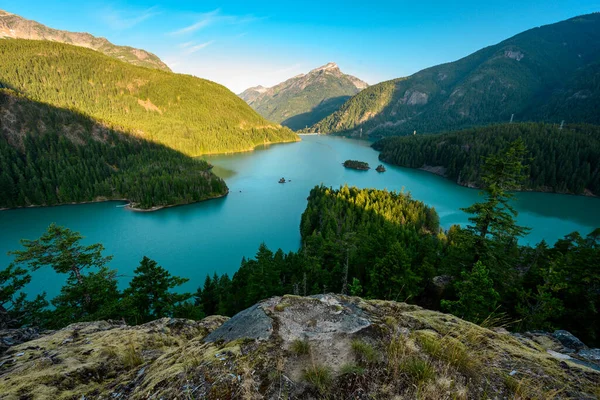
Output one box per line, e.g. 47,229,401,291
239,63,368,130
1,294,598,399
0,9,171,71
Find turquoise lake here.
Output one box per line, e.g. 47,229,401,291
1,135,599,299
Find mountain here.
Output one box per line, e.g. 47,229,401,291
0,9,171,72
239,62,368,130
238,85,268,104
2,295,599,399
0,39,298,157
311,13,600,137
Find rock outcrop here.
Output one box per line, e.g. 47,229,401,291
1,295,598,399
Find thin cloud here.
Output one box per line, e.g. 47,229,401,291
178,41,196,48
169,9,261,36
272,63,304,75
184,41,215,54
101,5,159,30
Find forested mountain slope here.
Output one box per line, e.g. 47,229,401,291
311,13,600,137
0,89,227,209
0,9,170,72
240,63,368,130
0,40,298,156
373,123,600,196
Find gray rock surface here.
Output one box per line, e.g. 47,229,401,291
553,330,587,351
203,303,274,343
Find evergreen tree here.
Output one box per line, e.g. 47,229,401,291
0,265,48,328
441,261,500,324
123,256,191,323
10,223,113,307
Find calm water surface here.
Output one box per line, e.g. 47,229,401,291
1,135,599,299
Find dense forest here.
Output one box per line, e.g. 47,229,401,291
0,40,298,157
2,142,599,345
373,122,600,195
0,89,227,209
310,13,600,137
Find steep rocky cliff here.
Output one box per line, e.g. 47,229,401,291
1,295,598,399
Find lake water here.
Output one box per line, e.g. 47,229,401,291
1,135,599,299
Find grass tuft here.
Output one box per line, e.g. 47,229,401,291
303,365,332,394
401,357,435,383
351,339,378,365
290,339,310,356
339,363,366,376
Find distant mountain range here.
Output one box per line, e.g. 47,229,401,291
311,13,600,137
0,9,170,72
239,62,368,130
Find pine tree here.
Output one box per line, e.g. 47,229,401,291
123,256,191,323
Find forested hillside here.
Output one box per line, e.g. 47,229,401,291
0,89,227,209
0,40,298,156
240,63,368,130
373,123,600,195
0,9,171,72
310,13,600,137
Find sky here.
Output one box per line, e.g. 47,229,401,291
2,1,599,93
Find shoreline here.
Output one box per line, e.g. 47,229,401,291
408,165,598,198
0,190,230,213
195,136,301,156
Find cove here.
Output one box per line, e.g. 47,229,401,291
1,135,600,300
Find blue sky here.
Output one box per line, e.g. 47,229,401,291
2,1,599,92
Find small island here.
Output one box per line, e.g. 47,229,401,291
376,164,386,173
343,160,370,170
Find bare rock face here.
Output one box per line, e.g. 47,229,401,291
1,295,599,399
0,9,171,71
504,49,525,61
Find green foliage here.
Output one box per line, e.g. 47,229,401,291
442,261,501,324
122,256,192,324
374,122,600,196
51,266,121,327
0,39,297,157
0,90,228,209
290,339,311,356
369,242,421,300
401,357,435,383
311,14,600,136
351,340,378,365
9,223,112,277
339,363,366,376
342,160,370,170
0,265,48,328
302,364,332,393
461,138,530,259
348,278,363,296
